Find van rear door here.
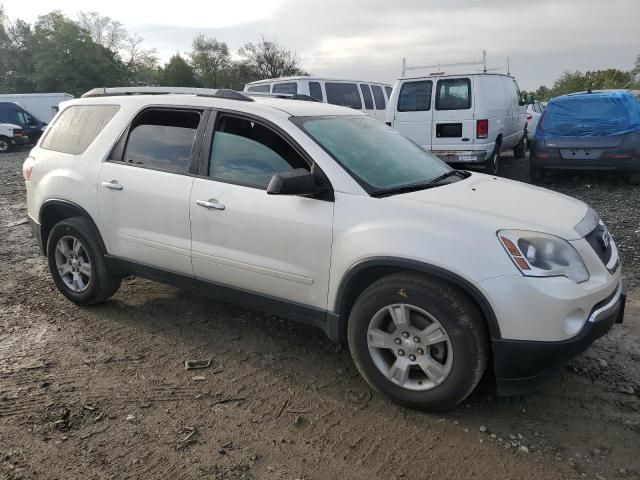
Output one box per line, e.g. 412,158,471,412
391,79,434,149
430,77,474,151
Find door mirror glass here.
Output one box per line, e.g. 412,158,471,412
267,168,325,196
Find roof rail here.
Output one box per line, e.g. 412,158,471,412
401,50,511,77
81,87,254,102
244,92,321,102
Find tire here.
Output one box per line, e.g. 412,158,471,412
483,146,500,175
347,273,489,410
46,216,121,306
0,136,13,153
513,134,527,159
529,164,544,182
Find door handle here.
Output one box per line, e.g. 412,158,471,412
102,180,123,191
197,199,225,210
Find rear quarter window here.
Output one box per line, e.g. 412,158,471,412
325,83,362,109
272,82,298,94
247,84,270,93
398,80,433,112
41,105,120,155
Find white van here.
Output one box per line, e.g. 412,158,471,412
386,73,528,174
244,77,392,122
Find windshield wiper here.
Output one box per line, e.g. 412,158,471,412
428,169,470,185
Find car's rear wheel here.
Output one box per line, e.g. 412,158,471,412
46,217,121,306
0,136,13,153
347,273,489,410
483,147,500,175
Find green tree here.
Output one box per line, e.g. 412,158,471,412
123,33,159,85
0,7,35,92
238,37,307,80
29,12,127,96
159,53,198,87
190,35,230,88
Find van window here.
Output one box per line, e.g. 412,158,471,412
325,83,362,109
272,82,298,94
41,105,120,155
371,85,386,110
385,86,393,99
123,109,200,174
247,84,270,93
309,82,323,101
209,115,309,189
435,78,471,110
359,84,374,110
397,81,433,112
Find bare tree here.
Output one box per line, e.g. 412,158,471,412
77,11,126,52
238,36,307,79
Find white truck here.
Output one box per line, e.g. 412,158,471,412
386,55,528,174
0,93,74,123
0,122,28,152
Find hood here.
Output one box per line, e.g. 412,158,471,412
0,123,21,130
384,173,589,240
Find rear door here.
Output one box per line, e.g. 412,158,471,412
431,77,474,149
98,107,207,275
370,85,387,122
391,79,433,149
325,82,363,111
359,83,375,118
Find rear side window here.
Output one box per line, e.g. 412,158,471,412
272,82,298,94
309,82,323,101
209,115,309,189
435,78,471,110
385,86,393,99
247,84,270,93
325,83,362,109
41,105,119,155
371,85,386,110
123,109,200,174
397,81,433,112
359,84,374,109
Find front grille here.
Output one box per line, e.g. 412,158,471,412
585,225,613,266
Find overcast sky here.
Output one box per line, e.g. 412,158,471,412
4,0,639,90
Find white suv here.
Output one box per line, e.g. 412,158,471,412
23,87,625,410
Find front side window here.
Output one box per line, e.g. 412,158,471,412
398,80,433,112
247,84,270,93
435,78,471,110
209,115,309,188
294,115,449,193
123,109,200,174
272,82,298,94
360,84,374,110
41,105,120,155
325,83,362,109
371,85,386,110
309,82,323,101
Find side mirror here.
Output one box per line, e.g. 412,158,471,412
267,167,327,196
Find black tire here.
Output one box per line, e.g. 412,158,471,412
483,146,500,175
347,273,489,410
46,216,121,306
0,136,13,153
513,134,527,159
529,164,545,182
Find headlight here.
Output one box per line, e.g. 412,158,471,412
498,230,589,283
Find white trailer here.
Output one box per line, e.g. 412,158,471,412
0,93,74,123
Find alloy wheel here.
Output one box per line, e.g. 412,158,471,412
54,235,92,292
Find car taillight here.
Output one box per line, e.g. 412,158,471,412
527,114,532,121
22,157,35,180
476,119,488,139
13,129,24,137
534,152,549,159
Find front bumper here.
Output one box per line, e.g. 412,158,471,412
433,149,492,164
12,136,29,147
493,279,626,396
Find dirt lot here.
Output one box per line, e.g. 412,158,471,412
1,150,639,480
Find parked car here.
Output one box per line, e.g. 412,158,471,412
526,100,545,142
0,122,28,152
386,73,528,174
0,93,74,123
0,102,47,144
530,90,640,184
244,77,392,122
23,86,625,410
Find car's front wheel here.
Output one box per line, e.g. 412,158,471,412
0,136,13,153
347,273,489,410
46,217,121,306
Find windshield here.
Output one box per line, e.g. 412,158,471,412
293,115,451,193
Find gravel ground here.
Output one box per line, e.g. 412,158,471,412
0,149,639,480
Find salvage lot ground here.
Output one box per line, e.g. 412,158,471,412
1,150,639,480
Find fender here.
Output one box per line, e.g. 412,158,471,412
332,256,502,341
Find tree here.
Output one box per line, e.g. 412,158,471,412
238,36,307,80
29,12,127,96
123,33,159,85
190,35,230,88
159,54,198,87
77,11,125,52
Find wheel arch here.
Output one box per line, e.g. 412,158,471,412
39,199,106,255
332,257,502,344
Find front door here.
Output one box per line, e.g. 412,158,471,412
190,113,334,309
98,107,206,275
